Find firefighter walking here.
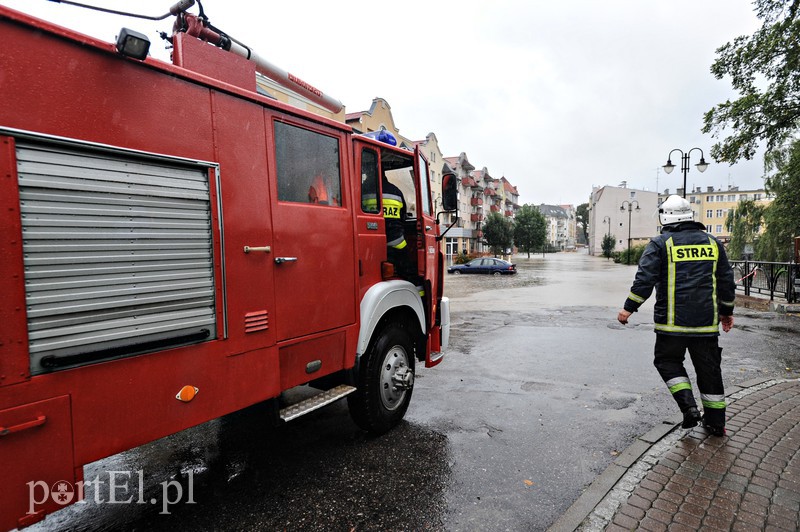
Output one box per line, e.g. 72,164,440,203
617,195,736,436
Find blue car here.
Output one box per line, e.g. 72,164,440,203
447,258,517,275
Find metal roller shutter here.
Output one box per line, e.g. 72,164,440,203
16,140,217,374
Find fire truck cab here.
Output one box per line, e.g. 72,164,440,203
0,3,458,529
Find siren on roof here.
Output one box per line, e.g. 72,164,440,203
362,130,397,146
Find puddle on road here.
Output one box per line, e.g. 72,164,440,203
444,273,543,299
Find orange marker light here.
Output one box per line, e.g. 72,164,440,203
176,385,199,402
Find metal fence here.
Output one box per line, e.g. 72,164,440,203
730,260,799,303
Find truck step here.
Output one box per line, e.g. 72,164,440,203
279,384,357,422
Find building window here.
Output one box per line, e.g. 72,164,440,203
706,210,713,218
716,209,724,218
716,225,723,233
727,195,735,201
707,195,714,202
740,194,748,201
716,195,724,201
753,193,762,200
706,225,712,232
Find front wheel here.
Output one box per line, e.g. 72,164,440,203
493,271,502,276
348,322,415,434
452,270,461,275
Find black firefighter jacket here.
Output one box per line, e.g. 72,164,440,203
623,221,736,336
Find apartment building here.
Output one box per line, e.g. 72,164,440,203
537,204,577,250
659,186,774,243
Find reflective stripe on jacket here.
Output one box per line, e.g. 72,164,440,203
623,221,735,336
381,180,407,250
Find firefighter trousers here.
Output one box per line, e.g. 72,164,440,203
653,333,726,427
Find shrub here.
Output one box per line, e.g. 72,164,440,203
454,252,480,264
614,244,647,264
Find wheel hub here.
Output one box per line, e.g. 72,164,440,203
380,345,413,411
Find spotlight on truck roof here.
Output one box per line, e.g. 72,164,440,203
116,28,150,60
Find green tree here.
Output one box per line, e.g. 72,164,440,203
725,199,765,260
513,204,547,258
576,203,590,246
757,141,800,260
601,234,616,260
703,0,800,259
702,1,800,163
483,212,514,257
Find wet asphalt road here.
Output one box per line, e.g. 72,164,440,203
31,252,800,531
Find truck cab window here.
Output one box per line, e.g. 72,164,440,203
385,167,416,219
361,148,379,214
418,152,431,215
275,121,341,206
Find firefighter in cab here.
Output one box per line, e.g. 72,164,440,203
381,175,409,275
617,194,736,437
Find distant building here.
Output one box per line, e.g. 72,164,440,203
536,204,576,251
442,153,479,257
660,186,774,244
560,204,577,250
441,154,521,257
589,185,659,256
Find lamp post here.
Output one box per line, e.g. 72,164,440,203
620,200,640,265
663,148,709,198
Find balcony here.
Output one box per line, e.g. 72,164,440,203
471,197,483,206
484,188,497,196
490,205,500,213
475,231,484,238
470,213,483,222
505,210,514,217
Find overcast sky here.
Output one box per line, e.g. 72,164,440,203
1,0,767,206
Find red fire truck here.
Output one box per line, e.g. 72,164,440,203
0,2,458,528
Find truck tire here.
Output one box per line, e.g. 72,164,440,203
348,322,415,434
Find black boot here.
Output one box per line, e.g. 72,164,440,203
681,406,702,428
702,417,725,437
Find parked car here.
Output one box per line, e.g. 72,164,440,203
447,258,517,275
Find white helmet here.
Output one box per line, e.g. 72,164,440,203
659,195,694,225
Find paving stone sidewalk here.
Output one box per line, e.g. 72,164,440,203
552,378,800,531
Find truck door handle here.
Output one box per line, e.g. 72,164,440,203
425,225,432,231
274,257,298,264
244,245,271,254
0,415,47,437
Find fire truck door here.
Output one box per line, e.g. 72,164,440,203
269,120,356,341
414,148,437,291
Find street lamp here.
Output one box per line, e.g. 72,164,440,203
663,148,709,198
620,200,640,265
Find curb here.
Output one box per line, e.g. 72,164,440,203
770,301,800,314
547,377,779,532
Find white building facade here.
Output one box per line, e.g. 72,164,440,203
589,185,659,256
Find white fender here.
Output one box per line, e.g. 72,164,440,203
357,280,426,358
